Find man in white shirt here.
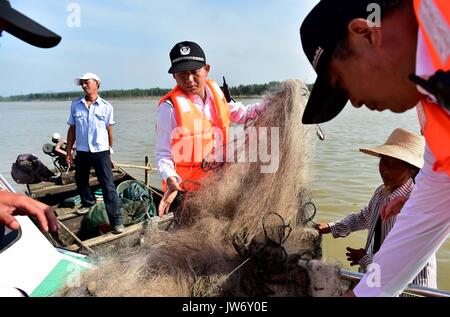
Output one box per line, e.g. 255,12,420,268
156,41,266,216
299,0,449,296
66,73,124,234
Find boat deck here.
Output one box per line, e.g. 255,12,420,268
28,169,127,200
26,168,172,254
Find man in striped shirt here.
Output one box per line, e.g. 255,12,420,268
315,128,437,291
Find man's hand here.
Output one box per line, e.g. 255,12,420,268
0,191,59,232
158,177,182,217
66,152,73,167
110,156,117,169
346,247,366,266
314,223,331,234
380,196,408,222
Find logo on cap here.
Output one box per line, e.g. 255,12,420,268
312,47,324,70
180,46,191,56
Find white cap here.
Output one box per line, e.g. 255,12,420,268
52,132,61,142
74,72,101,85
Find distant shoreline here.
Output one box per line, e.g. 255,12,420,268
0,81,305,102
0,95,263,103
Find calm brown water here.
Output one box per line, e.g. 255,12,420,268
0,98,448,291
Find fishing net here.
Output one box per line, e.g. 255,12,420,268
58,80,349,297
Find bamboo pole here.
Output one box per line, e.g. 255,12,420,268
57,219,96,254
145,156,149,186
147,186,163,198
116,163,157,171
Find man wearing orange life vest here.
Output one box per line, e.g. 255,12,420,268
300,0,449,296
156,41,266,216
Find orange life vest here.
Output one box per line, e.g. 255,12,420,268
158,80,231,191
414,0,450,177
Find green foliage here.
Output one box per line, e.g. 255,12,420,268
229,81,281,97
0,88,172,102
0,82,312,102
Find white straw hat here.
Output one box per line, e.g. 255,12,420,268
359,128,425,169
74,72,101,85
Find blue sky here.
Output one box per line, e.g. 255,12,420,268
0,0,319,96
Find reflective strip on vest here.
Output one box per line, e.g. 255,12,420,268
416,102,427,128
414,0,450,177
415,0,450,69
417,101,450,177
176,96,192,113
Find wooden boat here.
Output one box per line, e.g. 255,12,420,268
18,168,450,297
26,167,174,254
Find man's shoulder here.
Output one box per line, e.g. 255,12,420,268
71,96,84,104
162,98,174,108
97,97,113,108
69,97,84,111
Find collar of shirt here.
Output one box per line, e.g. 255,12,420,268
187,86,212,106
380,178,414,202
187,86,218,120
81,96,101,108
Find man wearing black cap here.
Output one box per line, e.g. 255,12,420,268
300,0,449,296
156,41,267,216
0,0,61,234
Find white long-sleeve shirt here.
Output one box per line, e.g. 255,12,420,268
155,85,266,182
353,30,450,297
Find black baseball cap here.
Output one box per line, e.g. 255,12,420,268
168,41,206,74
0,0,61,48
300,0,399,124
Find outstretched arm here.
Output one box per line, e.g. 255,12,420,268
228,100,268,125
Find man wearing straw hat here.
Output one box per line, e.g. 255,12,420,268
299,0,449,296
316,128,437,292
0,0,60,233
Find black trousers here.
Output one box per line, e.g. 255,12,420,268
75,151,122,227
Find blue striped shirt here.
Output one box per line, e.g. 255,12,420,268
67,96,115,153
329,178,437,290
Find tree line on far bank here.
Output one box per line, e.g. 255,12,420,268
0,82,313,102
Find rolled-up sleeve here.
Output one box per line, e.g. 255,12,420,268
106,105,115,127
328,204,372,238
228,100,268,125
67,102,75,126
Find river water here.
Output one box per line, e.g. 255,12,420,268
0,98,448,291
